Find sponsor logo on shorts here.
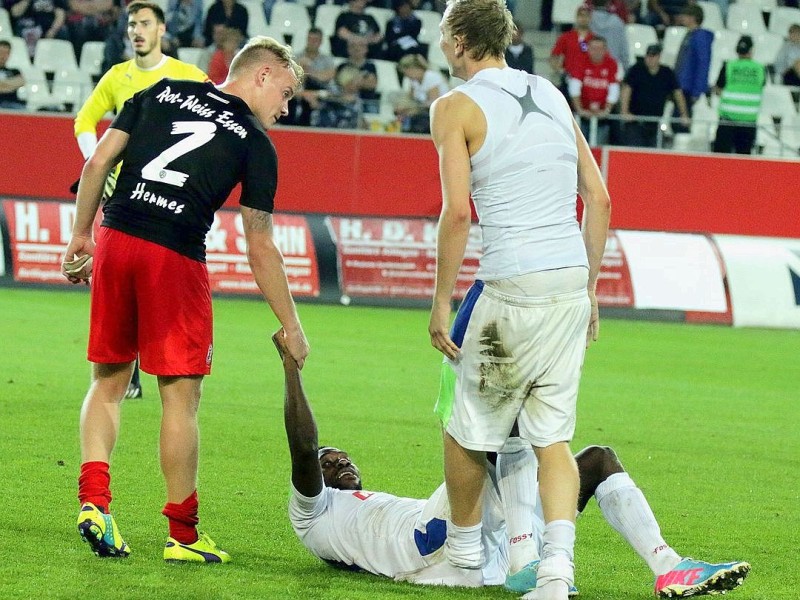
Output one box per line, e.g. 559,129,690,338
206,344,213,365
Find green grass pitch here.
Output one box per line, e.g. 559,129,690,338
0,287,797,599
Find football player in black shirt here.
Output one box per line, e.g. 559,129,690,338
62,36,309,563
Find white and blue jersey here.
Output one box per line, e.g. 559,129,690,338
288,478,510,584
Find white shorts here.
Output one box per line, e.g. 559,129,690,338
435,272,590,451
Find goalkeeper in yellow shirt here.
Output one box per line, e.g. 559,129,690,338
74,0,208,399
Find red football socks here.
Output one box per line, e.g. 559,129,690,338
162,490,199,544
78,461,112,512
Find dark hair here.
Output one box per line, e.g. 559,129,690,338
127,1,166,24
308,26,323,36
0,40,11,51
681,4,704,25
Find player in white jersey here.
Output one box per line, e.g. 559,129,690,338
276,329,750,598
427,2,611,599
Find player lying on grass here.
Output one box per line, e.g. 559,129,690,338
274,329,750,598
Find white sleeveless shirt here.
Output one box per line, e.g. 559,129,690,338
452,67,588,280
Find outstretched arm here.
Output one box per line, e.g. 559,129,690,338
241,207,309,368
275,330,323,498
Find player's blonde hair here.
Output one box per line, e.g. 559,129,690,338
444,0,514,61
229,36,305,90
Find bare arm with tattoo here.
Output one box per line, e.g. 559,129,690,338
241,205,310,368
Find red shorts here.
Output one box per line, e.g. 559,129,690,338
88,227,213,376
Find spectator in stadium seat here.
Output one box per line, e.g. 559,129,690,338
275,329,751,598
202,0,247,47
206,24,243,83
164,0,205,50
782,57,800,87
643,0,686,29
66,36,309,565
550,5,594,99
393,52,446,132
8,0,68,59
620,43,690,147
587,0,634,24
283,27,336,126
0,39,26,109
384,0,424,62
336,38,380,113
429,2,610,597
570,36,621,145
311,62,364,128
504,19,534,74
775,23,800,86
65,0,118,59
672,3,712,131
590,0,629,70
331,0,383,59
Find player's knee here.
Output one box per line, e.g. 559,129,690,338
595,445,624,478
577,445,623,479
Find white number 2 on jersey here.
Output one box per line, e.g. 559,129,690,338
141,121,217,187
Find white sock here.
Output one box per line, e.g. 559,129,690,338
445,521,484,569
497,437,540,572
526,553,573,600
541,520,575,561
595,472,682,576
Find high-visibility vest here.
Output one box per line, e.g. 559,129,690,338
718,59,765,122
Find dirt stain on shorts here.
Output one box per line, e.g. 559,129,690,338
478,321,522,409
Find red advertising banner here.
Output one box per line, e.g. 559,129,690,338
1,199,319,296
326,216,481,300
3,199,78,285
205,211,319,297
595,230,634,307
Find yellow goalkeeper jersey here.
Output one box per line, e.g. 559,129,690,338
74,56,208,136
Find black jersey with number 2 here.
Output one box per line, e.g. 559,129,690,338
103,78,278,262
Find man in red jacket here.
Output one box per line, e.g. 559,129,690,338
569,36,620,145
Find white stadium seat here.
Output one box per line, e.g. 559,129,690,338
242,1,275,38
0,8,13,39
365,6,393,32
753,31,784,72
552,0,584,26
726,3,767,36
51,68,93,111
661,26,686,68
3,36,32,71
33,38,78,72
177,46,208,70
79,41,105,77
314,4,342,42
736,0,777,14
20,67,54,111
270,2,312,34
696,1,724,32
372,58,400,95
416,9,442,46
768,6,800,38
626,23,658,65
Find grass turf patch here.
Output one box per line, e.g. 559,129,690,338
0,288,797,599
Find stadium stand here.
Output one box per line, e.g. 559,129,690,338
33,39,78,74
626,23,658,66
3,36,32,71
726,3,767,36
697,1,725,32
769,6,800,38
78,41,105,78
661,25,687,67
0,8,12,39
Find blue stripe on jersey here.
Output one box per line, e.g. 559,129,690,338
450,280,484,348
414,518,447,556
